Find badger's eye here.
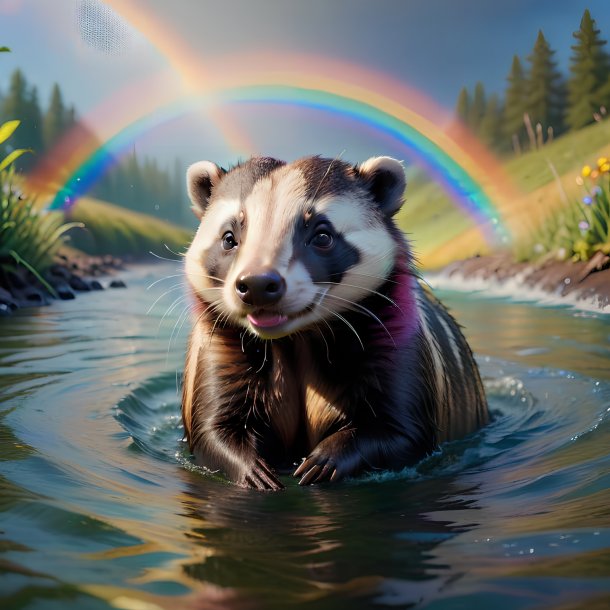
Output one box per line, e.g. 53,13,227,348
222,231,238,250
310,229,334,250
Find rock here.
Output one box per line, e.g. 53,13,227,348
48,264,71,280
109,279,126,289
69,275,91,291
51,281,76,300
89,280,104,291
0,287,18,313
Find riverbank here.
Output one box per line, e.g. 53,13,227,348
0,251,127,315
428,252,610,312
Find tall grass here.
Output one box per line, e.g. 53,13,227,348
1,121,80,287
516,157,610,262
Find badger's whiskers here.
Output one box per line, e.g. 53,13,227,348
322,293,396,348
315,301,365,351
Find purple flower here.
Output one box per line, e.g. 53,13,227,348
592,186,603,195
583,196,593,205
579,220,589,231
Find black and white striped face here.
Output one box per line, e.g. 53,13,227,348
185,155,406,339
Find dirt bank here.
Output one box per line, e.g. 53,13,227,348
431,251,610,311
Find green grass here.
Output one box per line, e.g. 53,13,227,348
68,197,193,258
398,120,610,267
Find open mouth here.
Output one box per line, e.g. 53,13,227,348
246,290,327,333
247,311,289,329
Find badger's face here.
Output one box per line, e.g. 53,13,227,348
185,155,406,339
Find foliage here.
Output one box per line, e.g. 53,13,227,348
92,151,193,227
526,30,566,136
43,83,75,150
455,87,470,125
566,9,610,131
503,55,528,147
467,82,486,131
517,157,610,262
0,121,80,283
478,94,503,150
0,70,44,172
454,10,610,153
398,119,610,268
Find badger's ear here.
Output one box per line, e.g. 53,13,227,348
358,156,406,216
186,161,225,219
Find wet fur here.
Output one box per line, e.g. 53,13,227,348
182,156,488,490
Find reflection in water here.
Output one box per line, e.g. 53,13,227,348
0,264,609,609
179,471,481,609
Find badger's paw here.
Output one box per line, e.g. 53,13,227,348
238,457,284,491
293,430,363,485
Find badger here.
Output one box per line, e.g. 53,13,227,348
181,155,488,490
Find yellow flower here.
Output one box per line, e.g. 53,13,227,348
597,157,608,168
582,165,592,177
600,162,610,173
573,239,590,261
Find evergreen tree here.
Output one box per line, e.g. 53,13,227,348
23,86,44,167
526,30,565,135
455,86,470,125
43,83,66,149
468,81,486,132
566,9,610,130
64,104,77,129
1,70,44,170
479,94,503,151
503,55,528,148
1,69,27,125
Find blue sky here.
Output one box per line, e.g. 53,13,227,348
2,0,610,167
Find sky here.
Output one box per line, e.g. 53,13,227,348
1,0,610,172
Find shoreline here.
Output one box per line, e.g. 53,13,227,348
0,251,127,315
428,253,610,313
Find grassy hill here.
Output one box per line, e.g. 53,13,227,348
399,120,610,269
56,120,610,269
67,196,193,258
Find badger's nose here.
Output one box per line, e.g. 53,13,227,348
235,269,286,306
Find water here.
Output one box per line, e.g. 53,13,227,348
1,264,609,610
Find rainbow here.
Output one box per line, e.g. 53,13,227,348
46,84,510,243
28,1,519,255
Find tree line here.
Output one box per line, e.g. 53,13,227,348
455,9,610,154
0,69,191,227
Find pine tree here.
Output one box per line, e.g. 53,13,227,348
1,71,44,170
24,86,44,164
503,55,528,149
455,86,470,125
566,9,610,130
479,94,503,151
1,69,27,125
43,83,66,149
64,104,76,129
468,82,486,132
526,30,565,136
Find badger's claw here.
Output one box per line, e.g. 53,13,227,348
240,458,284,491
294,430,361,485
294,458,338,485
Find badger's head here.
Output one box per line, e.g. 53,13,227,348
185,155,407,339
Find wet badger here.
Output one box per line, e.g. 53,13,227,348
182,155,488,490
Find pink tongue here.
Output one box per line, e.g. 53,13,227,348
247,312,288,328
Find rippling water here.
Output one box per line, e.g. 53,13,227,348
1,264,609,610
